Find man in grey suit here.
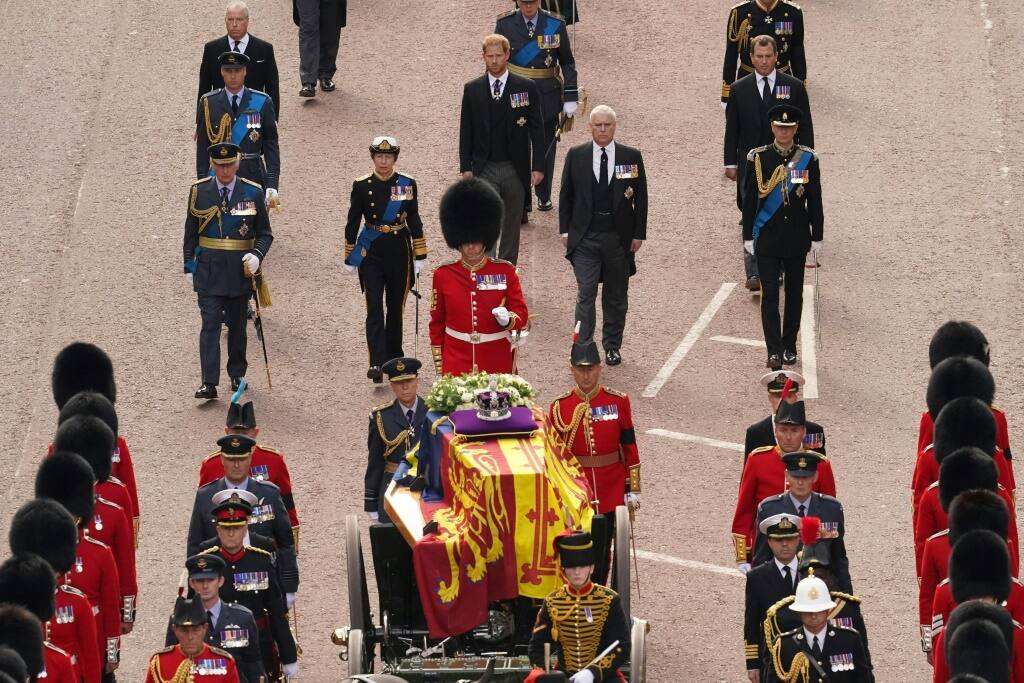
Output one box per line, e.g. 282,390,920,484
558,105,647,366
293,0,346,97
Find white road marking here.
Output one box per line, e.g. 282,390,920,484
642,283,736,398
646,428,744,452
800,284,818,399
635,549,743,578
709,335,766,348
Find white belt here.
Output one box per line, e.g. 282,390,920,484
445,327,509,344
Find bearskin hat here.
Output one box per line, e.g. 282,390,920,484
948,489,1009,546
0,554,56,622
947,618,1010,683
950,530,1011,604
0,646,26,683
934,397,996,461
8,499,77,574
35,450,96,524
58,391,118,438
929,321,991,370
51,342,116,409
0,605,43,680
939,447,998,512
52,414,115,482
927,357,995,420
439,178,503,251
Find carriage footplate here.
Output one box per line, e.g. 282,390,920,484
394,655,532,681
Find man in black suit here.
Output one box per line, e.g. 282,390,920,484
744,370,826,459
197,1,280,119
293,0,347,97
725,34,813,291
558,105,647,366
742,104,823,370
743,513,800,680
459,33,545,265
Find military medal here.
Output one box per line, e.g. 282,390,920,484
591,404,619,421
250,464,269,481
775,85,791,100
55,605,74,624
93,514,103,531
537,34,560,49
475,273,507,290
246,111,262,142
584,606,593,622
832,617,854,630
803,432,824,449
789,169,809,184
112,446,121,463
829,653,854,672
391,185,414,201
819,521,840,538
74,557,83,573
510,91,530,108
544,54,554,67
516,116,527,127
220,627,249,647
614,164,639,179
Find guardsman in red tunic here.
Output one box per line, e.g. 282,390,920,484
731,400,836,570
0,605,45,682
429,178,529,376
931,587,1024,681
51,342,140,541
9,499,103,683
35,451,122,677
199,398,301,543
145,598,240,683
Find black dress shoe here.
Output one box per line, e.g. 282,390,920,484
605,349,622,366
367,366,383,383
319,77,336,92
745,276,760,291
195,383,218,400
537,199,553,211
230,377,246,392
766,354,782,371
782,349,798,365
299,83,316,98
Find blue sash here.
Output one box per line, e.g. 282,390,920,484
510,15,559,66
381,176,411,223
346,177,412,267
752,149,812,244
231,91,267,146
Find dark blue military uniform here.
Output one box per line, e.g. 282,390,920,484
186,476,294,564
495,7,577,208
364,395,428,523
183,170,273,387
197,87,280,191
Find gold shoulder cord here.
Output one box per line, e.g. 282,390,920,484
550,400,589,454
727,9,752,53
375,411,410,459
203,97,233,146
189,184,220,235
770,644,809,683
754,153,789,201
148,656,193,683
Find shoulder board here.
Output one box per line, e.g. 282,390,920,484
747,145,769,161
756,494,784,511
245,545,272,557
202,450,222,463
541,9,565,22
59,585,86,597
496,8,517,19
199,546,220,555
925,481,939,491
831,591,860,604
255,479,280,491
45,642,71,656
781,0,802,9
777,628,801,641
208,645,233,657
258,444,282,455
766,594,796,616
96,496,124,510
355,172,372,182
200,90,221,101
812,492,841,505
192,176,214,186
604,387,628,398
154,646,176,655
833,624,860,635
592,584,619,598
551,388,574,402
226,602,256,616
796,145,818,160
749,445,777,457
927,528,949,541
84,536,109,548
247,88,269,98
490,257,515,266
397,172,416,182
239,177,263,189
373,399,396,412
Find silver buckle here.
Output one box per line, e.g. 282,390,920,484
469,333,481,343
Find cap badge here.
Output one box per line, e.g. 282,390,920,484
782,112,789,121
197,559,208,569
230,437,241,448
220,146,228,156
229,493,241,502
808,586,820,600
378,139,392,150
798,458,807,469
396,361,405,371
779,517,793,529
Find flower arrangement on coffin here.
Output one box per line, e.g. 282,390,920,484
425,372,536,415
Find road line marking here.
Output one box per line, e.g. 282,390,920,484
642,283,736,398
635,549,743,578
709,335,766,348
800,284,818,399
646,428,744,452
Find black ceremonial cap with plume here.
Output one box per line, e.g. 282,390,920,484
0,554,56,622
439,178,502,251
53,414,116,482
172,597,209,627
774,400,806,427
570,341,601,367
51,342,116,408
8,499,78,574
35,450,97,524
226,400,257,429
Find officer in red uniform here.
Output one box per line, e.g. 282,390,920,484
731,400,836,570
34,451,122,679
51,343,140,541
429,178,529,376
8,499,103,683
145,598,240,683
0,553,78,683
198,398,301,544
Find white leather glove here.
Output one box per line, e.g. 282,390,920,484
286,592,296,609
569,670,595,683
185,273,194,287
281,662,298,678
241,253,260,275
414,260,425,276
721,101,728,111
368,511,379,522
265,188,279,205
492,306,511,327
344,264,358,276
625,492,640,511
563,101,578,118
737,563,752,574
743,240,754,255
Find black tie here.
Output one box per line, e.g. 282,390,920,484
599,147,608,187
527,20,535,37
207,610,214,625
231,94,239,115
220,187,230,208
811,635,822,659
406,409,414,425
493,79,501,100
233,40,241,52
762,76,772,101
782,565,793,590
798,504,806,517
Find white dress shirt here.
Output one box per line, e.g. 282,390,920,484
774,556,798,587
804,625,827,655
592,140,616,182
228,33,250,53
487,71,509,99
758,69,777,99
224,86,246,109
206,599,223,626
789,492,812,515
215,177,237,200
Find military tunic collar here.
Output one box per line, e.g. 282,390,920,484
566,580,595,597
460,256,490,273
574,384,601,402
373,170,397,182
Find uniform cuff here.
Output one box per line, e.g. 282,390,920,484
628,465,641,492
732,533,748,563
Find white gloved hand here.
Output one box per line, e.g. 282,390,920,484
185,273,194,287
265,188,279,205
743,240,755,255
368,511,379,522
281,662,298,678
563,101,578,118
492,306,511,327
721,101,728,111
344,264,358,276
569,670,595,683
737,563,752,574
286,592,295,609
625,492,640,511
414,260,425,276
241,253,260,275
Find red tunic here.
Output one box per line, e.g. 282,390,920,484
548,386,641,515
43,641,78,683
48,585,101,683
198,444,300,529
61,532,121,669
931,578,1024,642
144,644,240,683
914,483,1019,575
917,406,1011,460
730,445,837,563
86,497,137,625
112,436,139,536
911,443,1015,527
428,257,528,376
932,616,1024,682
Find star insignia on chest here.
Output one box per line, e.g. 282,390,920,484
516,116,527,127
765,15,773,23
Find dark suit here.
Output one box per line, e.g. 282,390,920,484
196,87,280,190
293,0,347,85
754,492,851,592
364,398,428,522
721,0,807,103
166,599,265,683
182,176,272,385
197,35,280,119
767,626,873,683
186,477,295,564
559,141,647,352
744,415,826,460
744,559,797,674
459,72,545,263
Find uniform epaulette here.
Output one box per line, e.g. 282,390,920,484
198,546,220,555
731,0,748,9
208,645,233,657
258,479,280,490
200,90,220,101
202,450,222,463
45,641,71,656
833,624,859,635
372,398,396,412
797,145,818,160
927,528,949,541
397,171,416,182
245,545,272,557
247,87,270,98
542,8,565,21
496,8,517,19
96,496,123,510
154,646,176,655
831,591,860,604
84,535,109,549
258,444,282,455
551,388,574,402
239,177,263,188
59,584,86,597
192,176,214,185
749,445,777,457
776,628,801,642
747,145,769,161
355,172,372,182
604,387,628,398
592,583,619,598
925,480,939,491
490,257,515,266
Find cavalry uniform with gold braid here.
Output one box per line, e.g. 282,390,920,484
767,625,870,683
145,643,240,683
721,0,806,102
363,381,428,523
764,592,871,673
